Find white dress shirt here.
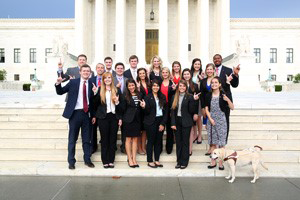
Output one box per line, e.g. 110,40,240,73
75,78,89,110
130,68,137,81
106,90,116,114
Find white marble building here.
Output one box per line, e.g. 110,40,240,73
0,0,299,90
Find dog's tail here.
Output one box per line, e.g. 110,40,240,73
254,145,263,151
260,161,268,170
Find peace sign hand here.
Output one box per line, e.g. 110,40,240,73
56,74,66,84
171,82,177,90
226,74,233,84
92,83,99,94
140,99,146,108
193,92,200,100
233,64,240,76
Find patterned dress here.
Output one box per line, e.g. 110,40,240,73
207,96,227,146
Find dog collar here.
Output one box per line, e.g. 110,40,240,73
224,151,238,164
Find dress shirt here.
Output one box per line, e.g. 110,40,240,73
75,78,89,110
106,90,116,114
155,97,163,117
130,68,137,81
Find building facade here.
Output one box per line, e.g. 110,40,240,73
0,0,299,90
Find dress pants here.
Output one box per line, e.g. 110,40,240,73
175,117,192,166
165,117,174,154
98,113,118,164
145,117,164,162
68,110,92,165
91,119,99,153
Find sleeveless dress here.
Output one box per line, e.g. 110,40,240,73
206,96,227,146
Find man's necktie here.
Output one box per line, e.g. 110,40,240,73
216,67,219,76
98,77,101,87
83,81,88,113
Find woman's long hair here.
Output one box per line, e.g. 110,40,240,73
190,58,202,82
161,67,171,80
182,68,195,93
171,80,188,110
151,79,166,109
125,79,140,104
172,61,182,78
100,72,117,105
210,76,224,93
150,55,163,72
136,68,151,89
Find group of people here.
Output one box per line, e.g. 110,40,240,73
55,53,240,170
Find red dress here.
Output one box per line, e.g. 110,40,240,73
173,75,180,85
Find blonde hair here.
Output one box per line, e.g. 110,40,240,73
161,67,171,80
171,80,188,110
205,63,216,77
150,55,163,72
100,72,117,105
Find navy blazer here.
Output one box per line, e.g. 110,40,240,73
143,93,168,126
218,65,239,101
55,78,94,119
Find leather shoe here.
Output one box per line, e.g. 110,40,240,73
85,162,95,168
103,164,109,169
207,164,217,169
180,166,187,169
155,163,163,168
134,164,140,168
175,164,181,169
219,166,225,170
148,163,157,168
205,152,211,156
108,163,115,168
68,164,75,170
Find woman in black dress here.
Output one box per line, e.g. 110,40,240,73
123,79,146,168
144,80,168,168
149,55,163,83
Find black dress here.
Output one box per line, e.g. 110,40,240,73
123,95,141,137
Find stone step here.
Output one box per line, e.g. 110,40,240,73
1,129,300,140
0,149,299,163
2,161,299,177
231,109,300,116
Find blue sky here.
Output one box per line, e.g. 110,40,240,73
0,0,299,18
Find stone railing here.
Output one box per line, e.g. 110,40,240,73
260,81,300,92
0,81,44,91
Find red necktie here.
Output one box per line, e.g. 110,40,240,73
98,78,101,87
83,81,88,113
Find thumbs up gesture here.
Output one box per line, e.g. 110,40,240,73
140,99,146,108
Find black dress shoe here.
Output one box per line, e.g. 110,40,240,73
207,164,217,169
180,166,187,169
219,166,225,170
103,164,109,169
175,164,181,169
68,164,75,170
196,141,202,144
108,163,115,168
85,162,95,168
134,164,140,168
155,163,163,168
148,163,157,168
205,152,211,156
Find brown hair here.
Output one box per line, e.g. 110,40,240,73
100,72,117,105
77,54,87,61
80,64,91,71
172,61,182,78
171,80,188,110
129,55,139,62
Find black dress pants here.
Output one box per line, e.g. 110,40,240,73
91,119,99,153
145,117,164,162
165,116,174,154
174,117,192,166
68,110,92,165
98,113,118,164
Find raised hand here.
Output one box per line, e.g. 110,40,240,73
226,74,233,84
58,58,63,69
140,99,146,108
171,81,177,90
159,125,165,132
116,82,121,88
222,94,230,102
92,83,99,94
193,92,200,100
56,74,65,84
198,72,205,80
233,64,240,76
69,75,75,80
171,125,177,130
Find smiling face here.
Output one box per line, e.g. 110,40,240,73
162,69,170,79
173,63,180,73
213,55,222,66
152,83,160,94
77,56,87,67
183,71,191,81
80,66,91,80
211,78,221,91
129,58,138,69
138,69,146,80
193,61,201,71
115,64,124,76
127,82,136,94
178,83,187,93
206,65,214,77
103,74,112,86
153,57,161,68
96,64,105,76
104,59,113,70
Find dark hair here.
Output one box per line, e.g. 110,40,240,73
151,79,166,109
190,58,202,83
115,62,125,69
213,54,223,60
77,54,87,61
210,76,224,93
104,57,113,62
125,79,140,103
136,68,151,88
129,55,139,62
182,68,195,93
80,64,91,71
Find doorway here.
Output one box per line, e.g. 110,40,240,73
145,29,159,64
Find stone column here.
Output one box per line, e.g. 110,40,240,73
197,0,209,64
75,0,87,55
115,0,126,63
136,0,146,66
94,0,107,64
159,0,169,66
218,0,230,56
178,0,189,67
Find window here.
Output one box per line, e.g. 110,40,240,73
287,75,293,81
270,48,277,63
0,48,4,63
286,48,293,63
14,48,21,63
258,74,260,82
30,74,35,80
271,74,276,81
30,48,36,63
254,48,261,63
188,44,191,51
45,48,52,63
14,74,20,81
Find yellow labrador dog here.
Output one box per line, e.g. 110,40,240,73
211,146,268,183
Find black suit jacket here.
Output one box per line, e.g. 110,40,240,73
171,94,195,128
121,94,142,123
143,93,168,126
205,91,229,113
187,82,200,112
218,65,239,101
55,78,94,119
161,80,176,108
124,69,133,80
93,88,123,120
200,78,210,109
140,84,152,99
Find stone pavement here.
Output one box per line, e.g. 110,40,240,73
1,176,300,200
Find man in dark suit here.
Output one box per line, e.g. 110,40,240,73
124,55,139,81
113,62,128,153
90,63,105,154
213,54,240,141
55,64,95,170
104,56,116,77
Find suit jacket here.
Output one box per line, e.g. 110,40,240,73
205,91,229,113
200,78,210,109
171,94,195,128
93,88,123,120
55,78,94,119
106,70,116,77
140,83,152,99
143,93,168,126
121,94,142,123
187,82,200,112
161,80,176,108
150,71,163,83
59,66,94,82
113,76,128,94
218,65,239,101
123,69,133,80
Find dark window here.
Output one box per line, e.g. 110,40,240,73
30,74,35,80
270,48,277,63
287,75,293,81
45,48,52,63
14,48,21,63
188,44,191,51
0,48,5,63
113,44,116,51
258,74,260,82
271,74,276,81
14,74,20,81
254,48,261,63
286,48,293,63
30,48,36,63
